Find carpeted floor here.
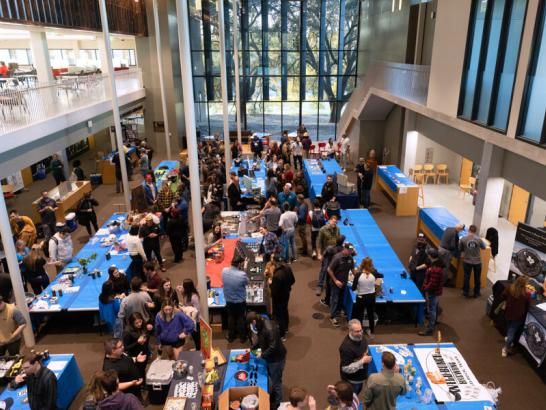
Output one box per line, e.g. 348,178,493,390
7,148,545,409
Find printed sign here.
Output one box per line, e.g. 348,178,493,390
510,223,546,283
519,309,546,366
200,318,213,359
414,347,492,402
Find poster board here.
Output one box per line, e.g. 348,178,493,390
200,318,213,359
509,223,546,285
5,172,24,192
413,346,492,402
519,309,546,366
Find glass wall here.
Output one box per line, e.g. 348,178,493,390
188,0,360,140
459,0,526,132
0,49,33,65
519,0,546,146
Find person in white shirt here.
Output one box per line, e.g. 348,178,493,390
48,227,73,267
126,224,147,281
291,138,304,171
351,257,380,338
279,203,299,263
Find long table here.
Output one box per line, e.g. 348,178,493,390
0,354,83,410
367,343,496,409
30,213,132,314
376,165,419,216
417,207,491,289
230,159,266,197
339,209,425,323
303,159,359,208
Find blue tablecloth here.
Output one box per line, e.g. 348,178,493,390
231,160,266,197
209,287,227,308
303,159,359,208
368,344,496,410
154,160,179,190
30,213,132,313
339,209,425,322
377,165,416,192
0,354,83,410
221,349,268,392
419,208,468,241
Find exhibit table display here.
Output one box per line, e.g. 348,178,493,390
340,209,425,323
32,181,91,222
154,160,180,190
368,343,496,409
519,305,546,367
418,207,491,289
0,354,83,410
96,146,137,184
303,159,359,208
376,165,419,216
230,159,266,198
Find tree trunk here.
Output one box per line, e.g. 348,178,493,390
329,101,338,123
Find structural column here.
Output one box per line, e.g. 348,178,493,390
400,110,418,175
218,0,232,185
473,142,505,235
29,31,54,84
98,0,132,212
176,0,210,321
0,192,35,347
233,0,242,145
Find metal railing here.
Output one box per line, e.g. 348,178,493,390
338,62,430,135
0,69,143,136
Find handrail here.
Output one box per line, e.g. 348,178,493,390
0,69,144,136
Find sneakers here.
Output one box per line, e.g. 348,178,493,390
330,318,340,327
501,347,507,358
315,287,322,296
281,336,287,342
312,251,317,260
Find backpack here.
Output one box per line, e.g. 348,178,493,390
42,236,57,259
311,210,325,229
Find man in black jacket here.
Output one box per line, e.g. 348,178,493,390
247,312,287,409
356,159,374,209
339,319,372,395
269,258,296,339
15,356,57,410
321,175,338,204
228,173,245,211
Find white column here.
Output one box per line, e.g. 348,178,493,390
473,142,505,235
218,0,232,184
0,192,35,347
57,150,70,181
233,0,242,145
176,0,209,321
99,0,132,212
400,111,418,174
29,31,54,84
153,0,173,160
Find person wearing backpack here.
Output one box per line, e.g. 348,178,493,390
308,201,325,259
48,227,73,268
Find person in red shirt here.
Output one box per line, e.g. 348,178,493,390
282,163,294,184
501,276,530,357
418,248,445,336
0,62,8,77
142,261,163,294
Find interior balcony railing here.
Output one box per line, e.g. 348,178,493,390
0,68,143,136
338,62,430,136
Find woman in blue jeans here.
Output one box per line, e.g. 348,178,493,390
501,276,530,357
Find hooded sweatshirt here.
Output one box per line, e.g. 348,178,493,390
155,311,195,344
97,391,143,410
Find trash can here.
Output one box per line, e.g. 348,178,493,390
65,213,78,232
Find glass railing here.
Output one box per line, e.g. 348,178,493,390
0,69,143,136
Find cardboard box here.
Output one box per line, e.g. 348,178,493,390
218,386,270,410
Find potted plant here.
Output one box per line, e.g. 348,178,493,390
78,253,97,274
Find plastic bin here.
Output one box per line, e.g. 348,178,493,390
146,359,175,404
65,212,78,232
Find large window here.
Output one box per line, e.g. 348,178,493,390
459,0,526,132
188,0,360,140
0,49,33,65
519,0,546,146
49,49,76,67
112,49,137,67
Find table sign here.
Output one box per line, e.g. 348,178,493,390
200,318,213,359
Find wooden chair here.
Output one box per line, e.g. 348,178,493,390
413,164,425,184
459,176,476,198
436,164,449,184
423,163,437,184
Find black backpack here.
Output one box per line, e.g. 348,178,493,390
42,236,58,259
311,210,325,229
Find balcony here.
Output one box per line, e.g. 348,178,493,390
0,69,145,152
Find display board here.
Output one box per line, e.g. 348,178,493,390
413,346,492,403
519,306,546,366
510,223,546,284
200,318,213,359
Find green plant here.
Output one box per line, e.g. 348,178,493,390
78,253,97,269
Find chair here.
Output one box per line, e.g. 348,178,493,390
413,164,424,184
309,144,318,158
459,176,476,198
436,164,449,184
318,142,327,156
423,164,437,184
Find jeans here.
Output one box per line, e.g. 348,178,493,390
463,262,482,296
226,302,247,341
130,254,145,281
311,230,319,253
350,381,363,396
330,284,345,318
281,229,296,261
267,359,286,409
353,293,376,333
426,293,439,332
362,189,371,209
505,320,524,349
317,258,329,289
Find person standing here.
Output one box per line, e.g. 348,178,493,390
316,234,345,301
352,257,379,339
247,312,287,410
251,135,264,159
14,355,57,410
122,313,151,380
228,173,245,211
269,258,296,340
139,214,165,271
328,243,356,327
438,224,464,281
363,351,406,410
309,201,325,259
23,244,51,295
118,278,155,325
126,225,147,281
259,225,281,262
278,203,298,263
459,224,486,298
253,197,282,237
0,296,27,355
50,154,66,185
165,208,185,263
339,319,372,395
291,138,304,170
295,194,309,257
71,160,85,181
48,227,73,267
301,132,312,159
138,148,151,178
155,301,194,360
37,191,58,238
177,279,202,350
222,254,249,343
9,209,37,247
317,215,341,263
501,276,531,357
321,175,338,204
418,249,445,336
77,192,99,236
339,134,350,169
358,161,374,209
408,233,429,292
278,183,297,209
142,174,158,210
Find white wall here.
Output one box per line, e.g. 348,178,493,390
415,132,463,183
0,37,135,50
426,0,472,116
